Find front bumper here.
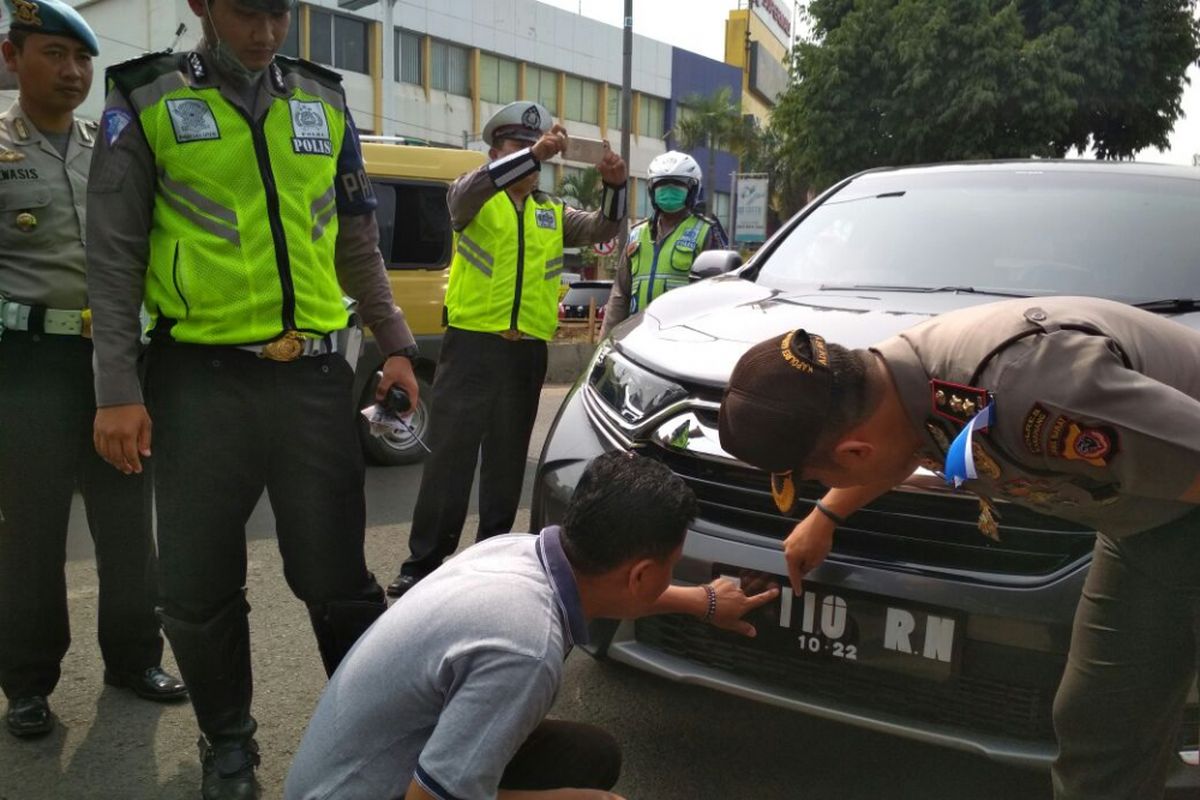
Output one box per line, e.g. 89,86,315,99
533,381,1199,786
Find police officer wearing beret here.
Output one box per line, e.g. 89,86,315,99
0,0,186,740
385,101,627,597
85,0,420,797
719,296,1200,800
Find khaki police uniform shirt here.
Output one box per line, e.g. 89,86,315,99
0,101,95,310
86,46,415,407
874,296,1200,538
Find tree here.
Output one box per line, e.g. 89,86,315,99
557,166,603,210
773,0,1200,190
671,86,745,201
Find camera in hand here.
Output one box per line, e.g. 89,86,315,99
383,386,412,416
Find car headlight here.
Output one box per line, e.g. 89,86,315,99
587,343,689,428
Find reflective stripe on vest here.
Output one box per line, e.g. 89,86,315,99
132,73,349,344
629,214,710,314
445,191,564,341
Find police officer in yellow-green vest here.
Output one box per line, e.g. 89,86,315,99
0,0,186,743
85,1,421,797
601,150,727,337
385,101,628,598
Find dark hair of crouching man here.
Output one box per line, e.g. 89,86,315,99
284,452,779,800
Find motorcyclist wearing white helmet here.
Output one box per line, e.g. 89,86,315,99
601,151,728,336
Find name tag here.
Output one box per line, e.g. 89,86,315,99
535,208,556,230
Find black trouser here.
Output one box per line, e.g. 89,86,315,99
1052,506,1200,799
401,327,548,578
499,720,621,792
145,345,384,743
0,331,162,700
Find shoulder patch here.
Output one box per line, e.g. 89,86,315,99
1045,415,1117,467
101,107,134,148
1022,403,1050,454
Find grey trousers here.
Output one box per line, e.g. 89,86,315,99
1052,506,1200,799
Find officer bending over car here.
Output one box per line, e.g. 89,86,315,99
719,296,1200,800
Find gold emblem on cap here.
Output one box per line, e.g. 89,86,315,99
770,471,796,514
13,0,41,26
15,212,37,231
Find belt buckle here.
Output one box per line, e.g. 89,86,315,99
499,329,522,342
80,308,92,339
261,330,305,362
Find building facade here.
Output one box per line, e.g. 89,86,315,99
0,0,748,224
724,0,791,125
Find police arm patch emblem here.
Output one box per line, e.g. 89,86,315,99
101,108,133,148
535,208,557,230
166,99,220,143
1046,414,1118,467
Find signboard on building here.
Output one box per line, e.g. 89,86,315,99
752,0,792,48
748,41,789,106
734,174,769,243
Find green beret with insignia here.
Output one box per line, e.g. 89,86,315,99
3,0,100,56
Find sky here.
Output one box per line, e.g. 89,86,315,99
539,0,1199,167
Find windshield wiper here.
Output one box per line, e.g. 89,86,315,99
819,284,1032,298
1133,298,1198,313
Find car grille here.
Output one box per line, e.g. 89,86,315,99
636,614,1056,742
649,435,1095,579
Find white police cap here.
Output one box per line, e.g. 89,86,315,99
482,101,552,146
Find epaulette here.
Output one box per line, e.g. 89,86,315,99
105,50,180,96
274,55,344,89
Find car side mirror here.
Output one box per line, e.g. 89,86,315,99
690,250,743,281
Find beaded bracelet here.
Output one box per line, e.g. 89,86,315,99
814,500,847,527
701,583,717,623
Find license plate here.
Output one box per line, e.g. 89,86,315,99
717,570,964,682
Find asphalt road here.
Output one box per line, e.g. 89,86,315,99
1,385,1052,800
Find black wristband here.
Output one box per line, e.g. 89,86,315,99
388,344,419,361
814,500,847,527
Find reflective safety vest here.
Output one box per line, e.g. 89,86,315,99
627,214,711,314
445,190,564,341
108,51,350,345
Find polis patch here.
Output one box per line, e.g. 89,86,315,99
1046,415,1118,467
290,100,332,156
535,208,557,230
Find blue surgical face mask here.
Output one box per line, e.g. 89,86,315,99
653,185,688,213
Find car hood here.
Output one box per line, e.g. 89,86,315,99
610,276,1200,387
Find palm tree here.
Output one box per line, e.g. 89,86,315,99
557,166,604,210
670,86,746,204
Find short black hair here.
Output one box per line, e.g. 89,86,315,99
6,31,28,51
560,452,697,575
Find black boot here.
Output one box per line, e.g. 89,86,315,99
308,594,387,677
158,592,258,800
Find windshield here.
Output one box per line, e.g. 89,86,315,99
563,285,612,305
758,169,1200,302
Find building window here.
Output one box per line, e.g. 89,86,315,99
395,29,422,85
280,16,300,58
372,180,453,268
638,95,666,138
606,85,624,130
479,53,518,104
527,66,558,116
430,39,470,97
563,76,599,125
309,9,369,74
